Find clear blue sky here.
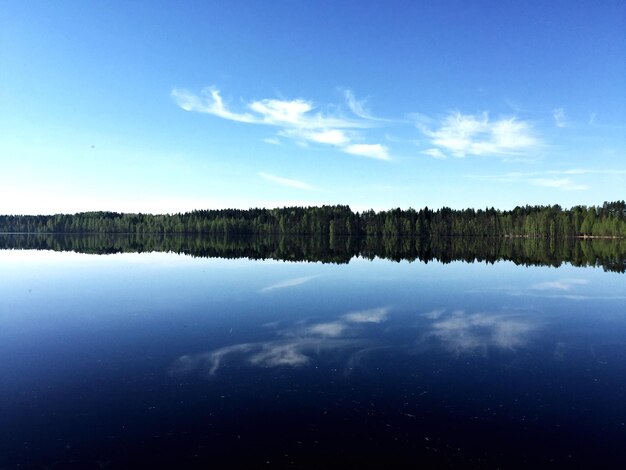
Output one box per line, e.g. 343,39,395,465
1,0,624,214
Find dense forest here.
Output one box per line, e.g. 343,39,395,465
1,232,625,272
1,202,625,238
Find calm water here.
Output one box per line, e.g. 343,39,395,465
1,247,626,468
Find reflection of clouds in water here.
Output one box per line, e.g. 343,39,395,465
171,306,391,376
343,307,390,324
531,279,589,291
552,340,599,362
422,308,446,320
305,322,347,337
426,309,535,353
259,275,319,293
170,305,539,376
470,278,626,301
553,341,567,361
248,341,311,367
507,292,626,301
172,343,255,376
345,346,392,371
170,338,359,377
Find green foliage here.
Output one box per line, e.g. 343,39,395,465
1,201,625,239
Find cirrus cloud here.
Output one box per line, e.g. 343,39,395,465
258,172,319,191
530,178,588,191
343,143,390,161
417,111,540,158
462,167,626,191
172,86,391,161
553,108,567,128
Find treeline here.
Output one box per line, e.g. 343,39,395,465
1,201,625,238
1,233,625,272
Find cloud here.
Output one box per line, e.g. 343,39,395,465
259,275,318,293
343,143,391,161
282,128,350,146
172,86,389,160
559,168,626,175
422,148,447,160
530,178,588,191
418,111,540,158
343,307,390,324
263,137,281,145
171,87,256,123
344,89,376,120
553,108,567,128
258,172,318,191
588,112,597,126
504,98,526,113
249,98,314,126
463,167,626,191
468,168,626,182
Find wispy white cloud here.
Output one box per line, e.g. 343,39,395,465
172,86,389,160
422,148,447,160
464,167,626,191
553,108,567,128
504,98,527,113
263,137,281,145
171,87,256,123
344,89,385,121
588,112,597,126
249,98,313,126
417,111,540,158
384,133,420,145
281,128,350,146
530,178,588,191
559,168,595,175
258,172,318,191
343,143,390,161
249,97,365,129
407,112,436,127
468,168,626,181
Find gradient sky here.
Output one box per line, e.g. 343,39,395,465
1,0,624,214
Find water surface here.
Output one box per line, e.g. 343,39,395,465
1,244,625,467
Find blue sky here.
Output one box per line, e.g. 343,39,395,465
1,0,624,214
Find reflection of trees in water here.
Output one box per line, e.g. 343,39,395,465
1,233,625,272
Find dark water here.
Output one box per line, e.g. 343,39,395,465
1,240,626,468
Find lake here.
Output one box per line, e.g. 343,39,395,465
1,237,626,468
